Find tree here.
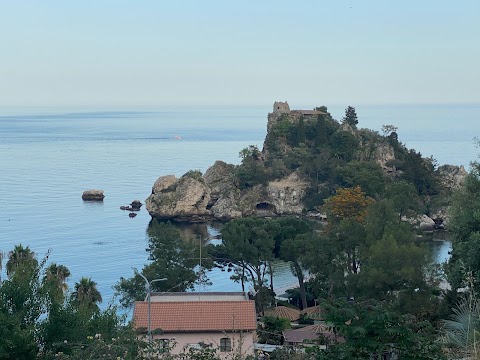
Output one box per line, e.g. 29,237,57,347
44,263,71,303
352,234,428,302
236,145,268,189
0,246,44,359
258,316,291,344
314,113,328,147
295,117,306,146
381,124,398,137
342,106,358,128
115,221,207,307
330,130,358,162
6,244,37,276
323,186,374,224
384,180,419,221
317,299,445,359
335,161,386,198
71,277,103,312
0,245,144,359
447,161,480,292
442,287,480,359
280,233,310,309
302,233,345,299
218,217,278,313
401,149,440,197
239,145,261,161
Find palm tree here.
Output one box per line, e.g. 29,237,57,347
443,293,480,359
6,244,37,276
71,277,102,311
44,263,71,302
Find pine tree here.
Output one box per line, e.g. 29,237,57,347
296,117,306,146
342,106,358,128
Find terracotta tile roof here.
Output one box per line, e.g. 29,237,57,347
133,300,257,332
292,110,327,116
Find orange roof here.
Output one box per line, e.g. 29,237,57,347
133,300,257,332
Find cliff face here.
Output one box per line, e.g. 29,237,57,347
145,161,309,222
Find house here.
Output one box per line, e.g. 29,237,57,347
133,292,257,358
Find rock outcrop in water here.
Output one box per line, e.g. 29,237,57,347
146,171,212,222
145,162,309,222
82,189,105,201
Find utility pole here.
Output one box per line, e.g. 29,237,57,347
133,267,167,342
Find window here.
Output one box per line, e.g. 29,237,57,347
220,337,231,352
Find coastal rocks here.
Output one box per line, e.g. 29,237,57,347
373,144,395,169
437,164,468,191
146,165,310,222
82,190,105,201
130,200,143,210
151,175,177,194
204,161,236,198
120,200,143,211
208,170,308,219
403,213,446,232
146,172,211,222
266,172,308,215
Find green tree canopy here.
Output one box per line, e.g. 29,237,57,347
446,161,480,292
115,221,208,307
342,106,358,128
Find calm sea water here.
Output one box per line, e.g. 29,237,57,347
0,104,477,307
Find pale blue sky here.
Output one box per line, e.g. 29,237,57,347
0,0,478,107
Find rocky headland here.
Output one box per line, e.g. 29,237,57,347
146,102,468,228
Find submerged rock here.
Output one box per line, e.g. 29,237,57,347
82,190,105,201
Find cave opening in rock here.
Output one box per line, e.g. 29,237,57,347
256,202,276,212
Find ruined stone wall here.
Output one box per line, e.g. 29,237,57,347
273,101,290,114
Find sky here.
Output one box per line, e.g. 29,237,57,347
0,0,479,107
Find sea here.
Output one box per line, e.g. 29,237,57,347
1,103,478,308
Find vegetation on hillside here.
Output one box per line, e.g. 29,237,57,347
3,106,477,359
235,106,443,215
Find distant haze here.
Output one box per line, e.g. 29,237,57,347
1,1,479,107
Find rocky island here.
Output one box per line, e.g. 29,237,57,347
146,102,467,226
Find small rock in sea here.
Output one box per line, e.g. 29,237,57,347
82,190,105,201
130,200,143,210
120,206,127,210
128,212,137,218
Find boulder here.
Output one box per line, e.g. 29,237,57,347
151,175,177,194
82,190,105,201
438,164,468,191
130,200,143,210
203,161,236,198
146,172,211,221
418,214,436,232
